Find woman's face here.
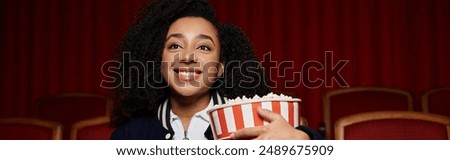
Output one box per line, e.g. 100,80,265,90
161,17,223,97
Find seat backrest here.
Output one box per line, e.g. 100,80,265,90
0,117,62,140
335,111,450,140
71,116,114,140
34,93,112,139
422,87,450,117
323,87,413,139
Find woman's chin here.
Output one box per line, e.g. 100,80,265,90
170,87,204,97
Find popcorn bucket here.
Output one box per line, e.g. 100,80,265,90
207,98,301,140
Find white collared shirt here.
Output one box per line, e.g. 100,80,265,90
170,97,213,140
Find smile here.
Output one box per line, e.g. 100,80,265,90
174,67,202,81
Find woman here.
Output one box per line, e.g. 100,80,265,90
110,0,323,140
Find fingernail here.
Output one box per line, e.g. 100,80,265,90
229,133,235,139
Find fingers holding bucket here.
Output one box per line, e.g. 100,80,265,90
257,108,281,122
230,126,265,140
230,108,284,140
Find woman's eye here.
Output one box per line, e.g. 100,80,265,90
168,44,182,49
198,45,210,51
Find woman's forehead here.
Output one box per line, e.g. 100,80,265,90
167,17,219,39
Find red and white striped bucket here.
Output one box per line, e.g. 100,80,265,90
207,99,301,140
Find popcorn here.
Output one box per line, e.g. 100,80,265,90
215,92,299,108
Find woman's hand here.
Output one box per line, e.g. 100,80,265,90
229,108,310,140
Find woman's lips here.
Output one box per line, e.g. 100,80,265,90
174,67,202,81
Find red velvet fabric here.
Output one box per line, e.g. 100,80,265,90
344,119,448,140
34,94,110,139
75,123,114,140
0,124,54,140
1,0,450,131
426,89,450,117
328,90,412,138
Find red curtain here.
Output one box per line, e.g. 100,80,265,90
1,0,449,130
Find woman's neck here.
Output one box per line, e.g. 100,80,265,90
170,90,211,130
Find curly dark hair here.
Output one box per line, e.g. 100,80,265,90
111,0,271,127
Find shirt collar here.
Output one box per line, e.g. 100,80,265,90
157,90,226,132
169,97,213,124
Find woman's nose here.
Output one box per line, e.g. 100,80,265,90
179,50,197,63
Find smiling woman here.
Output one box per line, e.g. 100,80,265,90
109,0,323,140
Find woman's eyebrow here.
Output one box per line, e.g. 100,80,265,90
196,34,215,46
166,33,184,41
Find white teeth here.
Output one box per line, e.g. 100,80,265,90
178,71,197,77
